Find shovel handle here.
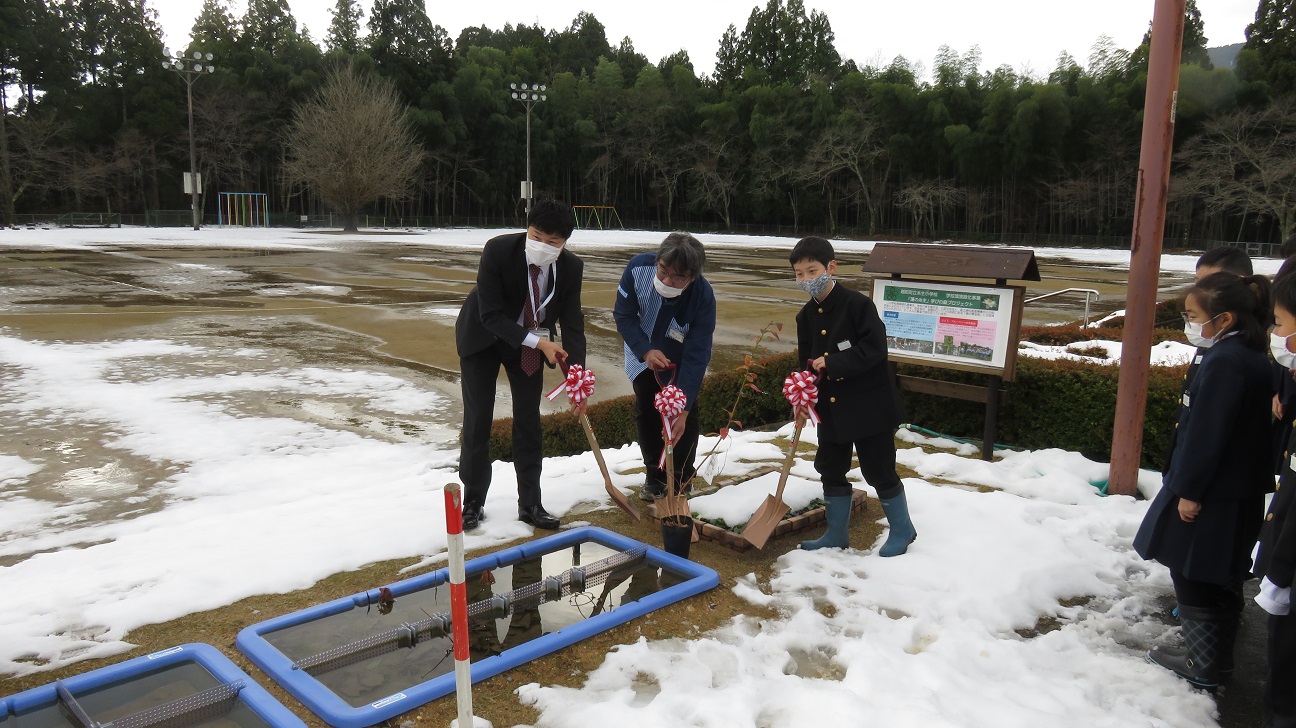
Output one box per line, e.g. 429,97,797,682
771,414,807,501
578,412,611,477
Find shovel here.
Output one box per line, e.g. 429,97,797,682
578,410,641,522
557,356,641,522
653,366,692,528
742,411,808,549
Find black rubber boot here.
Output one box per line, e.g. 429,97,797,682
1155,594,1242,682
1147,604,1225,689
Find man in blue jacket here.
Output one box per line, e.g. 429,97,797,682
614,233,716,500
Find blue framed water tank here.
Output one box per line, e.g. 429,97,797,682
237,526,719,728
2,643,304,728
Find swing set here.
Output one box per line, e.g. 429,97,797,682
217,192,270,227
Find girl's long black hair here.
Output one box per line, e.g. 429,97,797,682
1188,271,1272,349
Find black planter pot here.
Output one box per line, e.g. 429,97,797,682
661,515,694,560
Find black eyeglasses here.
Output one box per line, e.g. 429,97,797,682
656,265,693,287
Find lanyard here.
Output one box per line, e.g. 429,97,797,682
527,260,557,319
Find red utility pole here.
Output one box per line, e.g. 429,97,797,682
1109,0,1186,496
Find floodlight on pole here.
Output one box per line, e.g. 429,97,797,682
509,81,548,216
164,49,215,230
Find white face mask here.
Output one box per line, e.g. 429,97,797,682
1272,332,1296,369
1183,313,1222,348
653,276,685,299
525,239,562,267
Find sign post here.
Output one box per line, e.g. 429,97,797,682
864,244,1039,460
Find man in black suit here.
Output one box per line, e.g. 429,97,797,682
455,199,585,531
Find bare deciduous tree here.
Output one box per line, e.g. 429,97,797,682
1173,101,1296,242
895,179,964,237
799,103,889,233
193,89,259,204
689,132,744,230
5,110,66,213
283,64,422,232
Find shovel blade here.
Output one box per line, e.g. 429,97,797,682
606,481,642,522
742,494,790,549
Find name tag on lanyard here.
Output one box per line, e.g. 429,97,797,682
527,262,557,320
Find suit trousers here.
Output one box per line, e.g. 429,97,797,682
632,369,699,488
814,430,904,500
459,341,545,510
1267,611,1296,728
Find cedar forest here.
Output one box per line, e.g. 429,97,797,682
3,0,1296,243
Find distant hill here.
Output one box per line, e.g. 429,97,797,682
1208,42,1243,69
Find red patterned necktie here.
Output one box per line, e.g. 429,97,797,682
521,264,544,375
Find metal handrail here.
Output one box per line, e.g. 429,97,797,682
1025,288,1101,327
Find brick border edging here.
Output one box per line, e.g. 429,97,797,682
645,489,868,552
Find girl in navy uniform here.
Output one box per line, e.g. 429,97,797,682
1134,272,1274,689
1258,273,1296,727
789,236,914,555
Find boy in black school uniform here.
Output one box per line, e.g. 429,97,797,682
790,236,915,555
1258,273,1296,728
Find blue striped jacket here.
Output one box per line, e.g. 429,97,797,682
613,252,716,408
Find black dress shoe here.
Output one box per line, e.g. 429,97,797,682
462,502,485,531
518,505,560,530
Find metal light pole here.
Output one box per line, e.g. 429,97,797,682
509,82,547,216
164,51,215,230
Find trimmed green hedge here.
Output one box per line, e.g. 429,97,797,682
894,358,1185,471
486,352,1187,472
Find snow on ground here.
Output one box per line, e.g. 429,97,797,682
1017,338,1196,367
0,225,1283,276
0,229,1238,725
0,330,1214,726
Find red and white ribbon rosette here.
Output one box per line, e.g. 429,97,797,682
783,370,820,425
547,362,596,411
654,384,688,468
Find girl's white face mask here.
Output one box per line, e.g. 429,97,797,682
1272,331,1296,369
1183,313,1223,348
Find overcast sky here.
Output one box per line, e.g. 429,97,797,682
152,0,1260,80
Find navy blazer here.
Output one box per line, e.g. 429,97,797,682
613,252,716,407
1161,334,1274,503
1135,333,1273,585
1257,427,1296,589
455,232,586,365
796,283,903,442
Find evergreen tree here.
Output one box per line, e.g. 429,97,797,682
554,12,610,77
0,0,35,224
729,0,841,88
367,0,452,83
190,0,237,50
1130,0,1212,71
242,0,299,55
714,24,741,88
325,0,364,54
1246,0,1296,94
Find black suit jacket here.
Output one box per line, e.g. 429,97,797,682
455,232,586,365
1258,426,1296,588
796,283,904,442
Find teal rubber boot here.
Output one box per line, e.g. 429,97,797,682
800,495,851,551
878,491,917,557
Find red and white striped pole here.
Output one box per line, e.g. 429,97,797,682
444,483,487,728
